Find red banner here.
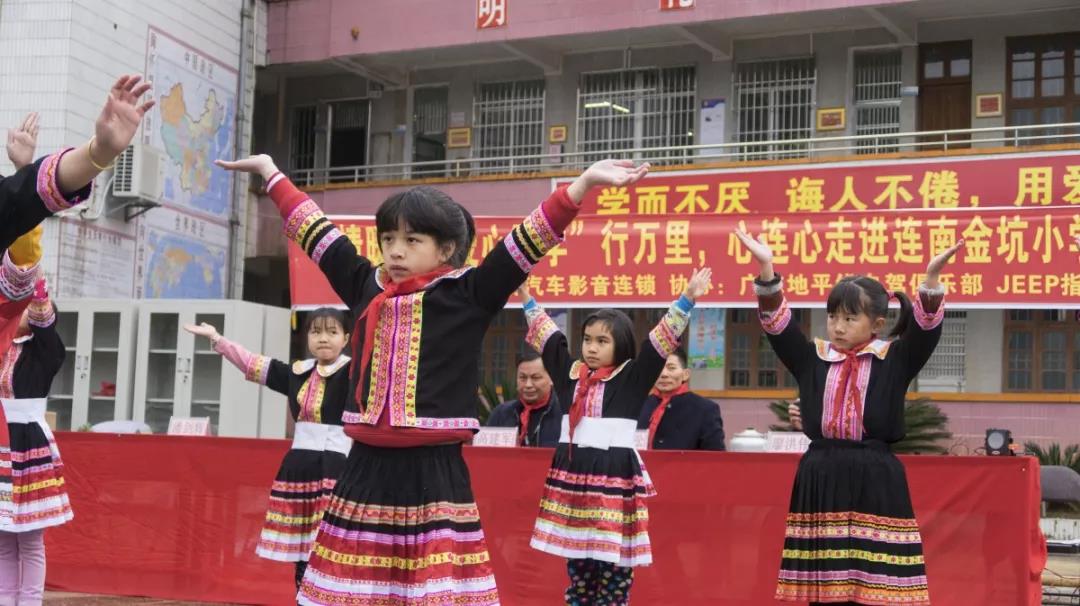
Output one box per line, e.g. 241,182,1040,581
46,433,1044,605
290,151,1080,307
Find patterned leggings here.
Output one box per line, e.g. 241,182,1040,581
565,558,634,605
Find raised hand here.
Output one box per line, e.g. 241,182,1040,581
926,239,965,287
183,322,220,341
92,75,155,164
567,159,650,203
6,112,38,170
733,228,776,281
215,154,278,180
788,400,802,431
683,267,713,302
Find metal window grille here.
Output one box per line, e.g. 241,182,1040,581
853,50,902,154
734,57,816,160
576,66,696,165
921,311,967,387
472,80,545,172
289,105,317,178
885,309,967,388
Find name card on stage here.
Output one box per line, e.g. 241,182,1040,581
168,417,212,436
766,431,810,453
472,427,519,447
634,430,649,450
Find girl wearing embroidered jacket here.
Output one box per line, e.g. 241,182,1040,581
0,272,73,605
217,153,648,606
185,307,353,590
733,229,963,606
517,267,711,606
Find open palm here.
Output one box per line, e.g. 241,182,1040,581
95,75,155,160
583,159,650,188
6,112,38,169
926,239,964,278
733,229,774,266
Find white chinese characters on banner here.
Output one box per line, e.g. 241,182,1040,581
477,0,507,29
660,0,694,10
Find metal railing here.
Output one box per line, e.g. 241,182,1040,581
289,122,1080,187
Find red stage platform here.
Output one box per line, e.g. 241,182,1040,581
45,433,1045,605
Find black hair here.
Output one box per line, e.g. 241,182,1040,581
580,309,637,367
375,186,476,268
303,307,351,337
667,347,689,369
825,275,912,339
515,350,542,368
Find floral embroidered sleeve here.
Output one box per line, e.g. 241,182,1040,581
755,274,814,379
211,334,290,395
522,298,575,395
470,185,580,313
0,149,93,252
265,172,374,308
895,282,946,381
625,295,695,401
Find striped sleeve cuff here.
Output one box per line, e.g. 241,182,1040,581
525,306,560,352
913,283,946,330
759,296,793,335
649,301,690,357
212,335,272,385
37,148,92,213
503,190,567,273
27,298,55,328
0,252,37,301
271,177,345,265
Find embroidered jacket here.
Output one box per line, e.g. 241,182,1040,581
267,174,574,431
212,335,351,425
755,276,944,443
0,282,64,400
524,298,692,422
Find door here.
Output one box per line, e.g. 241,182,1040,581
918,41,972,149
328,100,369,183
413,86,448,176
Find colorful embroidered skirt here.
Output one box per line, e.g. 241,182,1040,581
297,442,499,606
257,447,347,562
531,443,656,568
0,413,73,532
776,439,930,605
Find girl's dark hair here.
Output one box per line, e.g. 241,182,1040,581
826,275,912,338
303,307,351,336
580,309,637,367
375,186,476,268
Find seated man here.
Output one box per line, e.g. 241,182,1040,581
486,351,563,447
638,348,725,450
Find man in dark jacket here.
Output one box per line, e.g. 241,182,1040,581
486,351,563,447
637,348,726,450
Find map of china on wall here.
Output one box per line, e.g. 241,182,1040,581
138,26,238,299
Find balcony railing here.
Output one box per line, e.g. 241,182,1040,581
289,122,1080,188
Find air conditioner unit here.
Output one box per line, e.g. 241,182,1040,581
112,144,164,201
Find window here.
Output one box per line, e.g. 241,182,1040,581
1003,310,1080,392
726,308,811,389
918,310,967,390
479,310,528,388
734,57,816,160
576,66,696,165
853,50,902,154
289,106,317,185
1007,33,1080,143
473,80,545,172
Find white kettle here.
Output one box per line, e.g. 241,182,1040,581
730,428,767,452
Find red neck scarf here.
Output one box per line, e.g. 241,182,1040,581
825,339,872,439
352,266,452,408
517,391,552,446
647,383,690,449
568,364,616,448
